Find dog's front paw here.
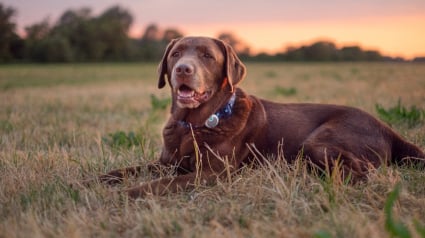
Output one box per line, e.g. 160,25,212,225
98,170,125,185
78,170,126,188
125,185,152,199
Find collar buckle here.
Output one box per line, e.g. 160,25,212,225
204,93,236,128
205,114,220,128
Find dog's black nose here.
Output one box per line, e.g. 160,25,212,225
175,63,194,76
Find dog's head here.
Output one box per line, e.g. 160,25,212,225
158,36,246,109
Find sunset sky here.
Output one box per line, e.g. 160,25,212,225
4,0,425,59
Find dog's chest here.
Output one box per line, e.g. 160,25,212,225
163,121,228,156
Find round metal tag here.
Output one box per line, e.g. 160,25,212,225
205,114,219,128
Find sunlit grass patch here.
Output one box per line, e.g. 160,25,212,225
0,63,156,90
273,86,298,96
376,99,424,128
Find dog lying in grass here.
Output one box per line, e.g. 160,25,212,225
95,36,424,198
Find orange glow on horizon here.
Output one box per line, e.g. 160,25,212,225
129,14,425,60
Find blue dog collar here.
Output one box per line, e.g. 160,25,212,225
178,93,236,129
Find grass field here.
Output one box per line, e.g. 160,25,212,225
0,62,424,237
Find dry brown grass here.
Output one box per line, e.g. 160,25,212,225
0,62,424,237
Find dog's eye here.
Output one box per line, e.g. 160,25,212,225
203,52,213,59
171,51,180,57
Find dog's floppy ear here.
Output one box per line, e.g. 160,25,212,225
214,39,247,92
158,38,180,89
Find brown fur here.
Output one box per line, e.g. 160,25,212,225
99,36,424,198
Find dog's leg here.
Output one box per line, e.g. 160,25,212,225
97,165,144,185
125,150,243,198
96,160,173,185
80,166,143,187
125,171,219,198
79,161,171,188
303,142,372,183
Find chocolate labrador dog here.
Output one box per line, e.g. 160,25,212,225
99,36,424,198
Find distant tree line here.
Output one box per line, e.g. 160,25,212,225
250,41,385,62
1,3,423,63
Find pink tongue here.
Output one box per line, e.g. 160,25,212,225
178,90,194,98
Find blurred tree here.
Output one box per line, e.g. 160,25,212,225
141,24,160,42
413,57,425,62
24,19,52,61
52,8,101,61
48,6,134,61
162,28,183,43
304,41,338,61
279,41,383,62
364,50,382,61
251,52,279,62
57,7,91,26
0,3,24,62
139,24,162,61
284,46,306,61
25,19,51,40
42,35,74,62
97,5,133,60
4,3,392,63
217,32,251,58
340,46,364,61
138,25,184,61
21,6,132,62
27,35,73,62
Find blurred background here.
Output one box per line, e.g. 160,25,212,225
1,0,424,63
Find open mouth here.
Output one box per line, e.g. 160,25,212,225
176,84,210,106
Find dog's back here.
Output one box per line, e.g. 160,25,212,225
257,98,424,174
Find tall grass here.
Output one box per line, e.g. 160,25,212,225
0,63,424,237
376,99,425,128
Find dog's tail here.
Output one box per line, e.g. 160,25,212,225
391,134,425,167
